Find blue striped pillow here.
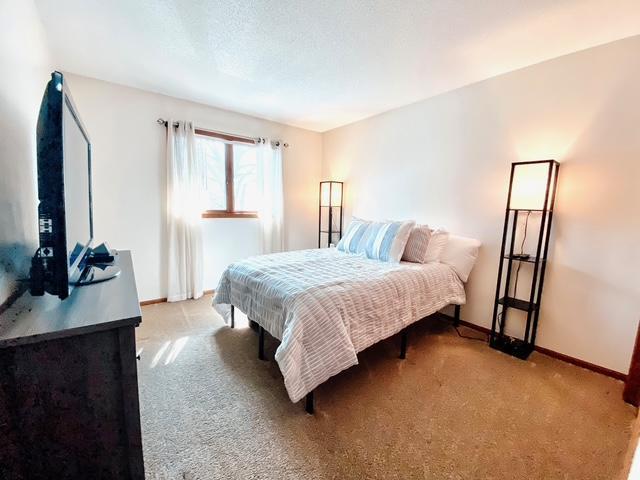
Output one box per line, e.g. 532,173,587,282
361,220,415,262
337,218,370,254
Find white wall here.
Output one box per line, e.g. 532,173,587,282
0,0,52,304
64,74,322,301
323,36,640,374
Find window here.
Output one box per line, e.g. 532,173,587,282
196,130,259,218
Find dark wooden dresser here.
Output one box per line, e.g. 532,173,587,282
0,250,144,479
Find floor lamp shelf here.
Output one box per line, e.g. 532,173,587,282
318,181,344,248
490,160,560,360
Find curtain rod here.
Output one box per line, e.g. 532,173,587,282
156,118,289,148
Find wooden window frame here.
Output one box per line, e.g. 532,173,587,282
197,128,259,219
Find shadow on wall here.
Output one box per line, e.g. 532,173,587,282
0,244,32,282
0,92,39,302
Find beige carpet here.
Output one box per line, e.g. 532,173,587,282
136,295,636,480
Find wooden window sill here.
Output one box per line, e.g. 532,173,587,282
202,211,258,219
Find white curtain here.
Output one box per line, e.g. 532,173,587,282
257,140,284,254
166,121,206,302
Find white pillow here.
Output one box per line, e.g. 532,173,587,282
440,234,481,282
361,219,416,263
423,228,449,263
402,224,432,263
337,217,370,254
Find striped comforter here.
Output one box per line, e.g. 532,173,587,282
213,248,465,403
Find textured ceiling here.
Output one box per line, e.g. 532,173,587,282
34,0,640,131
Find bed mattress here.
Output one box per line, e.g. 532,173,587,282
213,248,465,402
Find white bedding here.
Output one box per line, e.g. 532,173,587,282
213,248,465,403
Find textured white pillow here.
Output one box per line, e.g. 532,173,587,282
440,234,481,282
361,219,416,263
402,224,432,263
423,228,449,263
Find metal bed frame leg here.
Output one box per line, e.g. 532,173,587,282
454,305,461,327
305,391,314,414
230,305,235,329
399,329,408,359
258,326,266,360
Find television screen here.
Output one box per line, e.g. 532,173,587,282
62,95,92,282
31,71,94,299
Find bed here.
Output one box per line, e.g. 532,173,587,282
213,247,467,413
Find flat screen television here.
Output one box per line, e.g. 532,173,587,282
30,71,94,299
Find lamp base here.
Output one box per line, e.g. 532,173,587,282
490,334,534,360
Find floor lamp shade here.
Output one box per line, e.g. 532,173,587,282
320,181,343,207
510,161,558,210
318,181,343,248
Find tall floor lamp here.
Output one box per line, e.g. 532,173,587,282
490,160,560,359
318,181,343,248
